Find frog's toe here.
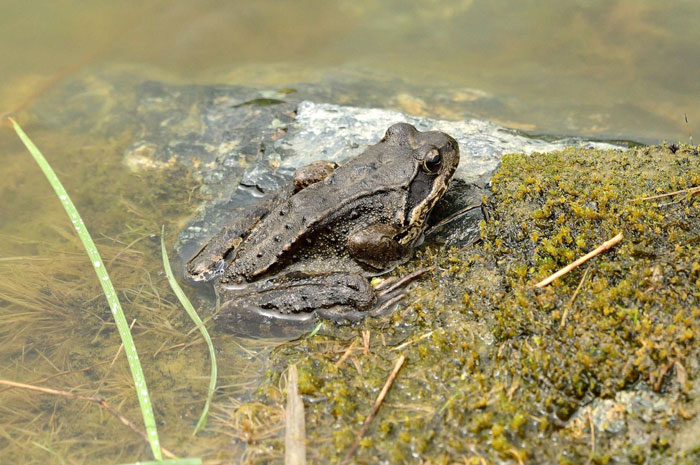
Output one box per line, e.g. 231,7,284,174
186,257,226,281
370,291,408,317
374,267,431,298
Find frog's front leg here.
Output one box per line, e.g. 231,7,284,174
186,183,295,281
347,223,408,270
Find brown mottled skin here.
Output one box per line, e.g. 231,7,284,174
186,123,459,325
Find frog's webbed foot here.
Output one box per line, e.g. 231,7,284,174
293,160,339,192
369,267,431,317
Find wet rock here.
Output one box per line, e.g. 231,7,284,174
28,68,623,263
115,82,621,259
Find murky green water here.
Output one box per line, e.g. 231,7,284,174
1,1,699,463
2,0,699,142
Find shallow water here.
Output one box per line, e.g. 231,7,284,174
2,0,699,142
1,1,699,463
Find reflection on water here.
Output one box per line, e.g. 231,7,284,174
0,0,699,463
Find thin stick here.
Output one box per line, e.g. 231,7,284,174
0,360,112,394
362,330,370,356
637,185,700,201
340,355,406,465
586,409,595,465
535,233,623,288
334,340,358,368
509,448,525,465
0,379,176,459
560,266,591,329
391,331,434,352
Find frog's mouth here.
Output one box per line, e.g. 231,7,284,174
398,170,451,246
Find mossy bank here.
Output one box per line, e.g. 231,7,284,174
232,144,700,464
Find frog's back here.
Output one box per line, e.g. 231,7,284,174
222,144,418,282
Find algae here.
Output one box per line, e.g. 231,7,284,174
237,144,700,464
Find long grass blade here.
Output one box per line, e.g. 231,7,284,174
161,226,217,435
9,118,163,460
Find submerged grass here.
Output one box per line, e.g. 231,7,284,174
161,226,217,435
9,118,162,460
0,120,267,463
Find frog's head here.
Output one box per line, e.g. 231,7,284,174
381,123,460,246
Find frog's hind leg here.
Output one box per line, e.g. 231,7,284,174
218,271,377,326
316,268,431,321
316,306,368,324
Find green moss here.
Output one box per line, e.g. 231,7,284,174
240,144,700,463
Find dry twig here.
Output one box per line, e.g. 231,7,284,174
560,266,591,328
340,355,406,465
391,331,434,351
509,448,525,465
334,340,358,368
0,360,112,394
535,233,623,288
362,330,371,356
637,185,700,201
587,409,596,465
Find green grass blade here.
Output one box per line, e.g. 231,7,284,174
161,226,217,435
306,321,323,339
9,118,163,460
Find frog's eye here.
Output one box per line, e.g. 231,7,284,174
423,148,442,173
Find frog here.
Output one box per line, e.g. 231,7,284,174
185,122,460,329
